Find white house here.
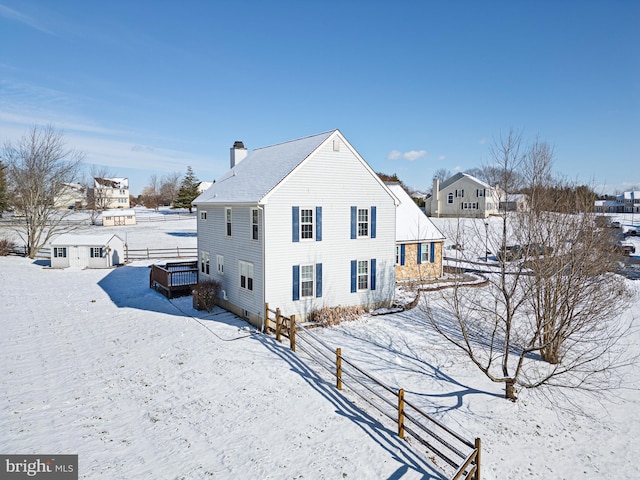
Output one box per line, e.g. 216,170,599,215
93,178,130,209
595,191,640,213
387,183,446,282
54,183,87,210
193,130,398,327
425,173,501,218
50,234,125,269
101,208,137,226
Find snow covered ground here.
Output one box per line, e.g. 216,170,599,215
1,210,639,479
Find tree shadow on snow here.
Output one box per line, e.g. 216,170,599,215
165,231,197,237
258,335,448,480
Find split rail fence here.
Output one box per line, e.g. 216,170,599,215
265,304,481,480
125,246,197,262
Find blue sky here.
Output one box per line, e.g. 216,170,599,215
1,1,638,196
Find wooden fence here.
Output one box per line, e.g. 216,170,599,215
125,246,197,262
265,304,481,480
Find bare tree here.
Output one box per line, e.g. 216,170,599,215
423,131,635,401
2,125,84,258
160,172,181,207
141,174,162,212
433,168,452,183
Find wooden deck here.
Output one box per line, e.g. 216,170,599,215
149,261,198,298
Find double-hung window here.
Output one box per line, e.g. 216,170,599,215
350,259,377,292
300,208,313,240
216,254,224,274
240,261,254,291
292,206,322,242
357,260,369,290
54,247,67,258
300,265,315,298
251,208,259,241
350,206,376,239
200,251,210,275
225,207,232,236
90,247,103,258
447,193,454,204
357,209,369,237
200,210,207,221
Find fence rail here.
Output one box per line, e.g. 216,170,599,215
125,246,197,262
264,304,481,480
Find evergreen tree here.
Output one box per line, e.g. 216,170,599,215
173,166,201,213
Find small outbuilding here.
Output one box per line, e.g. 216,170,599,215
50,233,125,269
101,209,137,226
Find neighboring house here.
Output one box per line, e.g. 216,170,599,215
595,191,640,213
93,178,130,209
499,193,529,212
425,173,501,218
50,234,125,269
54,183,87,210
193,130,398,327
387,183,445,282
101,208,137,226
594,199,623,213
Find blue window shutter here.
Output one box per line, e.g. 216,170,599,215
350,206,357,239
417,243,422,264
316,263,322,298
292,206,299,242
371,206,377,238
292,265,300,301
316,206,322,241
370,259,377,291
350,260,357,292
400,244,405,266
430,242,435,262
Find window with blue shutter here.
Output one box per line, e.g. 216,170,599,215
316,207,322,241
350,206,357,239
371,206,376,238
292,206,299,242
417,243,422,264
430,242,435,263
370,258,376,291
350,260,357,292
292,265,300,300
401,244,406,266
316,263,322,298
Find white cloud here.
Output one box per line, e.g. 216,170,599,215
453,166,461,171
387,149,427,162
387,150,402,160
438,155,447,161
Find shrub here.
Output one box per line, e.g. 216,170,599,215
0,236,17,256
308,305,366,327
192,279,222,312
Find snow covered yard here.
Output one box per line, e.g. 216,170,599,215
0,257,442,479
1,210,639,479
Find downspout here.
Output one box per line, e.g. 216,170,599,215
257,203,266,333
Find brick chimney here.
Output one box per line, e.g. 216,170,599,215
230,141,248,168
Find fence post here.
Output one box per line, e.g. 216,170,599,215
336,348,343,390
290,315,296,352
474,437,481,480
398,388,405,439
125,244,129,263
177,246,180,257
264,303,269,332
146,247,150,259
276,308,282,342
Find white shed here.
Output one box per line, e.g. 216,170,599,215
50,233,125,269
101,209,136,226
